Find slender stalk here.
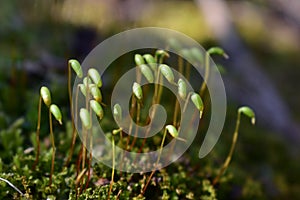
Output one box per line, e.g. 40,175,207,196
129,101,141,150
82,76,90,171
49,111,55,186
65,84,80,166
142,128,167,195
107,135,115,200
126,96,136,150
81,125,87,174
178,56,183,74
185,62,191,81
213,112,241,185
33,96,42,169
138,67,161,153
75,168,87,199
156,73,164,104
172,56,184,130
119,97,135,174
65,66,77,166
199,52,210,97
85,107,93,189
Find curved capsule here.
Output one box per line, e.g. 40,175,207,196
178,79,187,99
238,106,256,125
50,104,62,125
40,86,51,107
139,64,154,83
69,59,83,78
166,125,178,138
90,100,104,120
134,54,145,66
89,84,102,102
155,49,169,62
80,108,91,129
159,64,175,84
143,54,157,71
207,47,229,59
132,82,143,100
113,103,122,124
88,68,102,88
191,92,204,118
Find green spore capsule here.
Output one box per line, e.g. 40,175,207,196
134,54,145,66
178,79,187,99
69,59,83,78
207,47,229,59
132,82,143,100
89,84,102,102
191,93,204,118
159,64,175,84
155,49,170,61
113,104,122,123
139,64,154,83
238,106,256,125
40,86,51,107
143,54,157,71
88,68,102,88
50,104,62,125
79,84,87,96
166,125,178,138
80,108,91,129
90,100,104,120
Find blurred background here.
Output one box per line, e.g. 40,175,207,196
0,0,299,199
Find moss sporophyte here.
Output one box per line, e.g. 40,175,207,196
1,46,256,199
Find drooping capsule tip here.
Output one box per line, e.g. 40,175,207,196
199,111,203,119
251,117,256,125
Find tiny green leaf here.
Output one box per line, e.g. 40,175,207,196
90,100,104,119
88,68,102,88
40,86,51,107
159,64,175,84
207,47,229,59
69,59,83,78
89,84,102,102
178,79,187,99
80,108,91,129
50,104,62,125
134,54,145,66
191,93,204,118
132,82,143,100
113,104,122,123
139,64,154,83
143,54,157,71
238,106,256,125
166,125,178,138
